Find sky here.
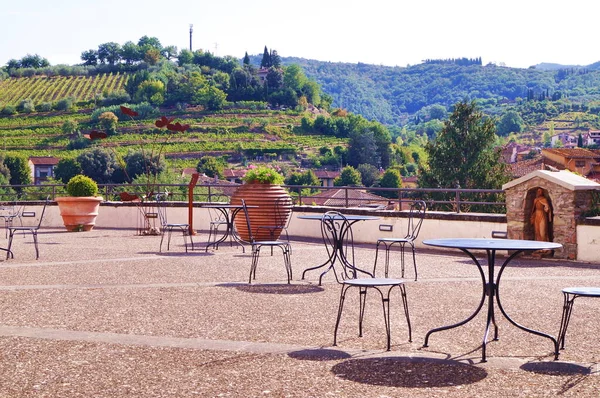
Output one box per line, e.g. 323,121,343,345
1,0,597,69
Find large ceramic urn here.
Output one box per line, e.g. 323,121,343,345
231,183,292,241
55,196,103,231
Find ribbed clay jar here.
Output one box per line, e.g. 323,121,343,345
230,183,292,241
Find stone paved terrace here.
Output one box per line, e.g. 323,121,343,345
1,227,599,397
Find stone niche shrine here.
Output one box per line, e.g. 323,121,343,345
503,170,600,260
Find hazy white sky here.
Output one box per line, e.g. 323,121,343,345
1,0,596,69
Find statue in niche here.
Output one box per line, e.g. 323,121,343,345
530,188,552,242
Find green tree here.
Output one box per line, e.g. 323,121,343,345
177,49,194,66
378,168,403,199
334,166,362,186
120,41,141,64
3,154,31,186
357,163,380,187
260,46,271,68
419,100,509,190
285,169,320,187
80,49,98,66
124,151,165,181
496,110,525,136
97,42,121,65
98,111,118,134
196,156,224,178
54,158,82,184
61,119,79,135
134,80,165,105
76,148,118,184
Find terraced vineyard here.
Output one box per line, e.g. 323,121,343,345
0,72,128,107
0,107,347,170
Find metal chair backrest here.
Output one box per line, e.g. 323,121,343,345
155,192,169,226
320,211,360,281
404,200,426,241
274,196,293,230
241,199,255,243
21,196,49,229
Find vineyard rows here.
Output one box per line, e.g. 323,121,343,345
0,73,128,107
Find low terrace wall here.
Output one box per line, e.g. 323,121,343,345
22,202,600,263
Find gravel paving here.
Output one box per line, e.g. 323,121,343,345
0,227,599,397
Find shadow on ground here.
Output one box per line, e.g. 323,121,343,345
217,283,325,295
331,356,487,387
288,348,352,361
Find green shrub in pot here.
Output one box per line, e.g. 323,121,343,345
66,175,99,197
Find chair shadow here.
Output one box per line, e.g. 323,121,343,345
287,348,352,361
217,283,324,295
520,361,593,375
331,356,487,388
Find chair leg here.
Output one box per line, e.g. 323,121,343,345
249,245,260,283
373,240,382,276
6,229,15,259
32,230,39,260
283,244,292,284
188,231,194,251
379,287,392,351
333,284,351,347
159,231,165,252
399,284,412,343
358,286,368,338
410,243,418,281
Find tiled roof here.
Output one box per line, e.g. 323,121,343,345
223,169,246,178
28,156,60,165
542,148,600,159
509,157,545,178
305,188,390,208
313,170,340,179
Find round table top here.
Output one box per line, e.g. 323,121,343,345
562,287,600,296
423,238,562,251
297,214,379,221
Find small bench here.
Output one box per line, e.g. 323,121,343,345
557,287,600,350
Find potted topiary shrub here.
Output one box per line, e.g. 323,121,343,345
55,175,103,231
230,165,292,241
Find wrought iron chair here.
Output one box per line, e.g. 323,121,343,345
324,211,412,351
557,287,600,352
5,197,49,260
257,196,293,255
156,192,194,252
373,200,426,281
241,199,292,284
207,195,230,246
1,199,23,238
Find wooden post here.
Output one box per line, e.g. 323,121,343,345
187,172,200,235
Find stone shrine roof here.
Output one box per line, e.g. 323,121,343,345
503,169,600,191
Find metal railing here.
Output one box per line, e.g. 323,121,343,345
0,183,506,214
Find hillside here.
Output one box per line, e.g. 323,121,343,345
276,56,600,128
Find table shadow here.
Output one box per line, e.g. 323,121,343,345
217,283,324,295
331,356,487,388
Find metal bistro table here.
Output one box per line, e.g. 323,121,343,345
299,214,379,285
200,203,254,253
422,238,562,362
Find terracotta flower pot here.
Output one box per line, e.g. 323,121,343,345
231,183,292,241
55,196,103,231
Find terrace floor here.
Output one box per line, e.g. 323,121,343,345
1,227,599,397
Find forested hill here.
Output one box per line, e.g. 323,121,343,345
274,56,600,127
